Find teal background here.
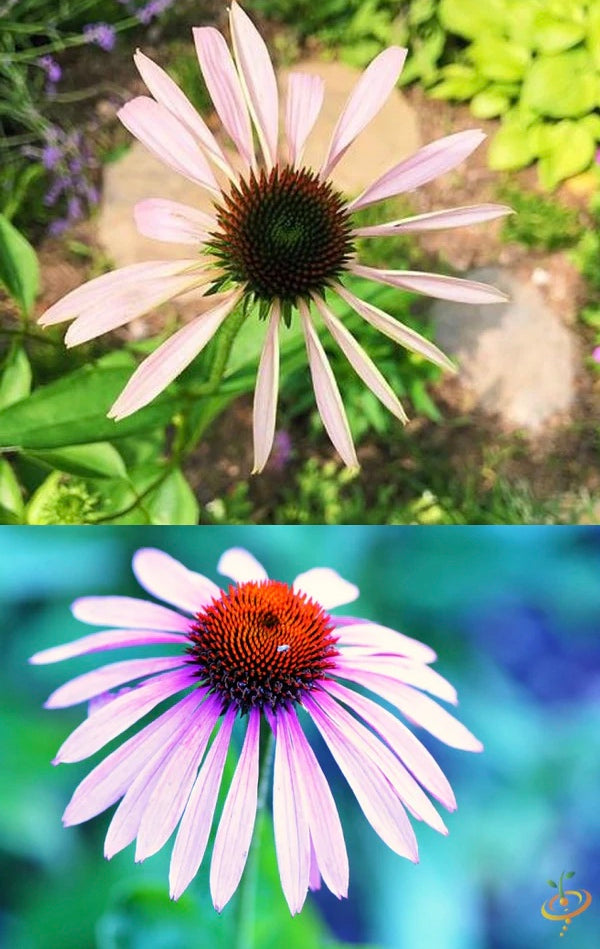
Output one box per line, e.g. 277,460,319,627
1,526,599,948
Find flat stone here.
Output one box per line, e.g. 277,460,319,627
98,57,421,271
431,266,576,431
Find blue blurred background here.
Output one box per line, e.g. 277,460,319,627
1,526,599,949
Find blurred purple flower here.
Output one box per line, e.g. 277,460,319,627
592,346,600,363
38,55,62,84
42,145,62,170
48,219,69,236
83,23,116,51
268,430,293,472
138,0,175,24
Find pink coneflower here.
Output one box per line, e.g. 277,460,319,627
38,3,509,470
30,546,481,914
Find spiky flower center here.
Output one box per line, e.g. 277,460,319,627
210,165,354,304
187,580,339,713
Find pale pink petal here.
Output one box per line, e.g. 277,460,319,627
312,691,447,834
292,568,358,611
170,707,236,900
351,263,509,305
303,694,418,860
333,656,457,704
132,548,220,615
229,1,278,169
118,97,220,194
135,694,222,861
193,27,254,169
217,547,268,584
285,708,348,898
133,50,235,179
252,302,280,474
29,629,187,665
321,47,407,178
108,287,243,421
308,841,321,891
54,668,197,764
134,199,216,245
299,300,358,469
324,679,456,810
332,618,437,663
334,283,456,373
63,692,202,826
45,656,187,709
285,73,324,166
348,129,486,212
313,295,408,423
353,204,514,236
64,264,210,347
210,707,261,912
38,260,200,328
271,711,311,914
71,596,190,633
104,709,195,859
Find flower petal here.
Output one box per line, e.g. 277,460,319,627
271,710,311,915
71,596,190,632
64,264,210,347
134,199,216,245
108,287,243,421
63,692,202,826
133,50,235,179
118,96,219,194
285,708,348,899
45,656,187,709
353,204,514,236
303,694,418,860
38,260,200,328
321,47,407,178
135,694,222,861
333,656,457,705
334,283,456,373
29,629,187,665
132,548,220,615
299,300,358,469
217,547,268,584
314,295,408,423
210,707,261,912
293,567,358,611
285,73,324,166
252,303,280,474
170,706,236,900
193,26,255,169
351,264,509,305
229,1,279,169
324,679,456,810
348,129,486,211
332,618,437,663
54,668,198,764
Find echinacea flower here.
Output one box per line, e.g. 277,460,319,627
38,2,510,470
30,546,482,915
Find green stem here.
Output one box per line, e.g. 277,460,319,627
234,723,275,949
184,305,248,401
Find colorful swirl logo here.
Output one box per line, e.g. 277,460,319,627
541,871,592,937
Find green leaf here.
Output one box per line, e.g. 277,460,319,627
439,0,506,40
0,362,180,450
565,871,575,878
468,40,530,82
521,51,597,117
0,212,39,315
548,879,558,887
144,468,199,525
0,458,24,522
471,90,512,118
532,12,585,54
488,122,535,171
25,442,128,479
0,345,32,410
587,5,600,69
537,121,596,189
429,64,487,100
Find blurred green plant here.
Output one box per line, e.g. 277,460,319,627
497,184,583,250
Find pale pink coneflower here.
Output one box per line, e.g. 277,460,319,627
30,546,482,915
38,1,510,471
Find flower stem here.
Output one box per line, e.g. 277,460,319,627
234,723,275,949
185,304,248,401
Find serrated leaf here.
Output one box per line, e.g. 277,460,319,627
0,212,39,315
0,345,32,410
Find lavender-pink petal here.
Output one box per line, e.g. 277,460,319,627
45,656,188,708
272,710,311,914
29,629,187,665
71,596,190,633
132,547,220,614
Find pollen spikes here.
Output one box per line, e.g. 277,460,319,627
209,164,355,306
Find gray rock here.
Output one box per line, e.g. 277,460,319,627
431,266,577,430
